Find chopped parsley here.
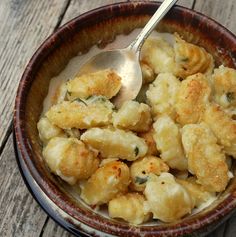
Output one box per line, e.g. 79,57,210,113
135,176,148,185
226,92,234,102
134,146,139,156
87,95,107,103
74,98,87,105
181,57,189,62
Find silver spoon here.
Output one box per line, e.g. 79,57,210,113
79,0,178,108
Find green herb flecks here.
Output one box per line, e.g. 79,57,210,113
181,57,189,62
226,92,235,102
134,146,139,156
67,90,72,96
74,98,87,105
135,176,148,185
87,95,107,103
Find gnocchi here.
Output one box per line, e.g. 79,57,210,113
43,137,99,185
46,97,113,129
174,33,214,79
112,100,152,132
144,173,193,222
138,128,159,156
80,161,130,205
108,193,150,225
204,104,236,158
177,177,216,208
146,73,180,119
182,123,229,192
153,115,187,170
212,65,236,108
38,32,235,225
37,117,65,144
81,128,148,161
141,36,175,74
175,73,211,125
130,156,169,191
66,69,121,100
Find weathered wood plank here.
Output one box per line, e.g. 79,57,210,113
0,0,70,149
224,212,236,237
194,0,236,35
207,222,227,237
60,0,127,25
160,0,194,8
41,218,73,237
0,134,48,236
60,0,194,26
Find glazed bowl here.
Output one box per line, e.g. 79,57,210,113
14,1,236,236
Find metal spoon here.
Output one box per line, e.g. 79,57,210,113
79,0,178,108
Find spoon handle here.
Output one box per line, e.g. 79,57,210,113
129,0,178,53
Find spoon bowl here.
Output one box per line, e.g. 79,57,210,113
78,48,142,108
78,0,178,107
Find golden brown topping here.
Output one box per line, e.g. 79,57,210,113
80,161,130,205
66,69,121,100
174,34,214,78
175,73,211,125
108,193,151,224
182,123,229,192
130,156,169,191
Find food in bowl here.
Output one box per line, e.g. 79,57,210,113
37,31,236,225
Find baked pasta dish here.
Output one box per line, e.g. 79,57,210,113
37,32,236,225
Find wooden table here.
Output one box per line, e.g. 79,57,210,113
1,0,236,236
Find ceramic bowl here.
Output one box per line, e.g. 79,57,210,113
14,1,236,236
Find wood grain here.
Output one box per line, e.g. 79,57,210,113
0,0,69,148
60,0,194,26
194,0,236,35
0,135,48,236
224,212,236,237
161,0,194,8
61,0,127,25
41,218,73,237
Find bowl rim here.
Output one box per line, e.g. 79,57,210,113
14,1,236,236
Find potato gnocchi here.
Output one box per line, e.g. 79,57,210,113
80,161,130,205
112,100,152,132
130,156,169,191
182,123,229,192
177,177,216,208
66,69,121,100
204,104,236,158
43,137,99,185
108,193,150,224
144,173,193,222
174,33,214,78
212,65,236,108
46,97,114,129
38,32,235,225
175,73,211,125
146,72,180,119
153,115,187,170
81,128,148,161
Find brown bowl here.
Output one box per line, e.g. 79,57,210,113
14,1,236,236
